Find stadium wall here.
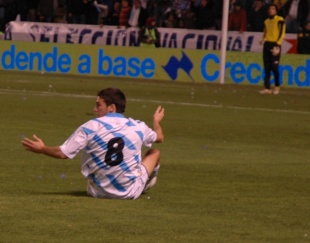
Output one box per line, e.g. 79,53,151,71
0,40,309,88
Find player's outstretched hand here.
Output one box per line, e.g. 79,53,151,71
21,134,45,153
154,106,165,123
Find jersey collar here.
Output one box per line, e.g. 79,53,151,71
105,113,125,118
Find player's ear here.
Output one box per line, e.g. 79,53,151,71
108,104,116,113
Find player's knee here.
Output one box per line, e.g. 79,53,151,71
151,149,160,160
152,148,160,154
146,148,160,157
143,148,161,166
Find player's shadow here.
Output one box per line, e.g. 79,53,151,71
32,190,89,197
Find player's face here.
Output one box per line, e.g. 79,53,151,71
268,6,277,16
94,97,109,117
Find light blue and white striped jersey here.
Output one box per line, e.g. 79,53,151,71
59,113,157,198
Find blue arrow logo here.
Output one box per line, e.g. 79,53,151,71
162,51,194,81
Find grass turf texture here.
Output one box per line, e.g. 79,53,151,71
0,71,310,242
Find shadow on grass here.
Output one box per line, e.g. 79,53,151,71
30,190,90,197
30,190,152,199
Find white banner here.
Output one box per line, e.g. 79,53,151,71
4,21,297,53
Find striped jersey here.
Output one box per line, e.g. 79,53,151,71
59,113,157,198
263,15,286,45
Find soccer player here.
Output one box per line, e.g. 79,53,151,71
21,88,165,199
259,3,286,95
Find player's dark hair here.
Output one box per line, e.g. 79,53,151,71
97,88,126,113
267,3,278,13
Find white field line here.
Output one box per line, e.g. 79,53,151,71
0,89,309,115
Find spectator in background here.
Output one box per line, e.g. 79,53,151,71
119,0,131,26
297,19,310,53
248,0,267,32
181,6,196,29
140,0,147,9
26,0,40,22
213,0,223,29
229,0,237,13
16,0,28,21
244,0,255,14
231,0,247,13
37,0,55,22
192,0,201,9
146,0,155,19
93,0,108,26
175,16,186,28
163,10,176,27
54,2,67,23
66,0,87,24
106,0,120,25
228,1,247,33
190,0,200,23
308,0,310,19
139,17,160,47
3,0,19,27
154,0,171,27
172,0,190,18
128,0,148,28
86,1,101,25
282,0,309,33
0,0,7,32
274,0,288,6
273,0,287,17
195,0,215,30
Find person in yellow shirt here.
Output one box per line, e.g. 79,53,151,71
259,3,286,95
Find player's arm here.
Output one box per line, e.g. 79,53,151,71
276,20,286,45
153,106,164,143
260,22,267,45
21,134,68,159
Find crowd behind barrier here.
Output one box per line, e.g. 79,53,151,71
0,0,310,53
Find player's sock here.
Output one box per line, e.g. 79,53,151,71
144,164,160,191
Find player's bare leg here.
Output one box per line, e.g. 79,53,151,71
142,148,160,176
142,148,160,190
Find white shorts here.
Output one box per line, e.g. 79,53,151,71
86,165,149,200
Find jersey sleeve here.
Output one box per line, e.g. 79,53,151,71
262,20,267,40
276,17,286,45
59,126,89,159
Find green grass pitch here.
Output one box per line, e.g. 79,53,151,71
0,71,310,242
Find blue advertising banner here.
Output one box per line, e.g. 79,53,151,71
0,41,309,87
